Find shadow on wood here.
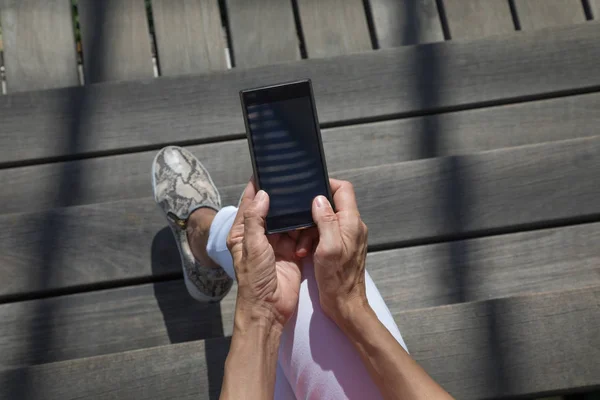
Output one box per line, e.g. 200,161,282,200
401,0,510,394
151,226,228,399
1,2,108,399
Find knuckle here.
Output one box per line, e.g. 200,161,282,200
243,208,260,221
226,235,235,251
319,211,338,224
318,242,343,261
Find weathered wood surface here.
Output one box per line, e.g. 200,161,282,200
369,0,444,47
400,287,600,399
442,0,515,40
78,0,154,83
514,0,586,30
1,22,599,164
0,0,78,93
2,136,600,299
3,91,600,215
591,0,600,18
152,0,227,76
296,0,372,57
0,280,236,371
225,0,299,68
1,287,597,399
1,221,600,371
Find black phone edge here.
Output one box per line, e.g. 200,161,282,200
239,79,334,234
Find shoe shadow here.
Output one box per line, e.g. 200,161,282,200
151,226,228,399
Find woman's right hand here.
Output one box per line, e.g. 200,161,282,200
310,179,370,326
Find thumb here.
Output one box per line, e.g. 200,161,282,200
312,195,342,252
243,190,269,248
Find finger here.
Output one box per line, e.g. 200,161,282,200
312,195,342,252
287,230,300,240
329,178,359,215
231,178,258,229
243,189,269,249
275,234,297,259
295,228,317,258
267,232,281,248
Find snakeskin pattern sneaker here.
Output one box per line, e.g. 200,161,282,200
152,146,233,302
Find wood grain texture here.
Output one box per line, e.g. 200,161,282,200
152,0,227,76
369,0,444,47
0,0,78,93
514,0,586,30
3,90,600,215
1,221,600,371
1,22,600,164
78,0,154,83
397,287,600,399
225,0,299,68
1,287,597,399
442,0,515,40
2,136,600,298
297,0,373,57
0,280,237,371
591,0,600,19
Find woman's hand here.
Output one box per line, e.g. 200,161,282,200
310,178,369,326
227,179,303,328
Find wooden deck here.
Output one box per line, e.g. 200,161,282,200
0,1,599,399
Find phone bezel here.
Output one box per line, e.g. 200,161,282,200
240,79,333,234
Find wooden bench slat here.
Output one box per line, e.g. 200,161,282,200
225,0,300,68
368,0,444,47
1,287,597,399
0,22,599,164
0,0,79,93
2,136,600,299
3,90,600,215
442,0,515,40
1,221,600,371
78,0,154,83
296,0,372,58
514,0,586,30
591,0,600,19
152,0,227,76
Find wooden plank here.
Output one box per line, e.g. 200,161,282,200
1,22,600,165
514,0,586,30
442,0,515,40
78,0,154,83
0,0,78,93
1,221,600,371
0,336,231,400
368,0,444,47
296,0,372,57
0,280,237,371
225,0,299,68
3,90,600,215
152,0,227,76
2,135,600,299
399,287,600,399
591,0,600,19
1,287,597,399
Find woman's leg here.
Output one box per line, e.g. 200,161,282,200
206,206,408,399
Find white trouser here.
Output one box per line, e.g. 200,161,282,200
207,206,408,400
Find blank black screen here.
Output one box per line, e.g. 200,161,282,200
246,96,328,223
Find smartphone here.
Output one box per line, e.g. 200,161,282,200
240,79,333,234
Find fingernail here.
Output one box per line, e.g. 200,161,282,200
256,190,267,202
315,195,327,208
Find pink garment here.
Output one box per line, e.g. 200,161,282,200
207,206,408,399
